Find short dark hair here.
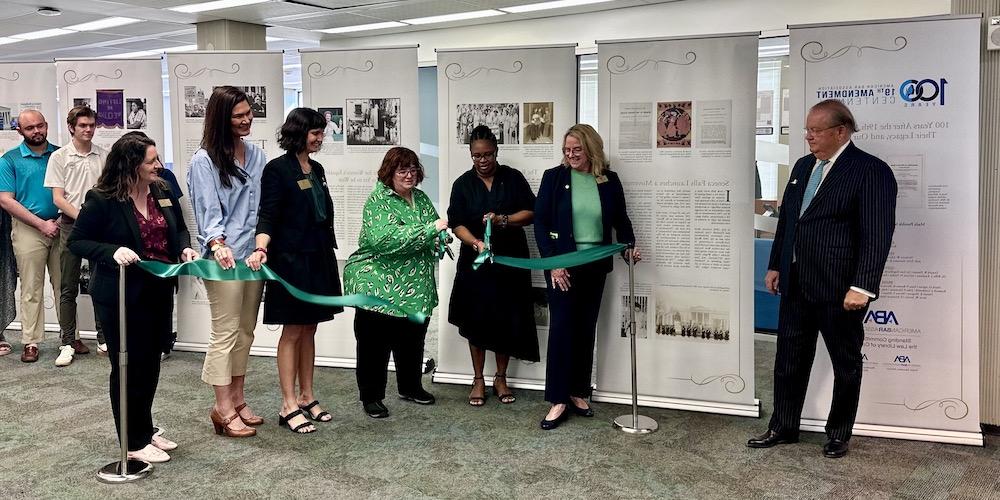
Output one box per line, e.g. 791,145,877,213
277,107,327,153
66,105,97,128
811,99,858,133
377,147,424,187
468,124,497,149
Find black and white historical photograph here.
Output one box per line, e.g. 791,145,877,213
184,86,208,118
72,97,92,110
620,295,649,338
240,85,267,118
126,98,148,129
522,102,554,144
346,98,400,146
456,103,519,145
655,286,731,342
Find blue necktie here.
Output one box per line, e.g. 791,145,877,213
800,160,828,216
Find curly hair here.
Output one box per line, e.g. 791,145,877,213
95,133,164,201
377,147,424,188
277,107,327,153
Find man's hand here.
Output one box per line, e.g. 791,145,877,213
764,270,779,295
37,219,59,239
843,289,870,311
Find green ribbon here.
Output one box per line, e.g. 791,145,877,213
136,259,426,323
471,219,627,271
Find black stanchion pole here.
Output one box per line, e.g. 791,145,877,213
612,255,658,434
97,264,152,483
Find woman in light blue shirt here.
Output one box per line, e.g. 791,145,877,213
186,86,267,438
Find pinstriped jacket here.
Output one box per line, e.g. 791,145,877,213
768,142,897,302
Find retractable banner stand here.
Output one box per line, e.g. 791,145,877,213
790,15,982,445
593,33,759,417
54,57,166,336
56,58,165,151
2,61,60,333
166,51,288,356
434,44,577,389
297,45,419,366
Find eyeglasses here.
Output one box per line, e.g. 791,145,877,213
471,151,496,161
803,124,844,136
562,147,584,156
395,167,419,177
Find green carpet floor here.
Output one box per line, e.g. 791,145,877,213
1,332,998,499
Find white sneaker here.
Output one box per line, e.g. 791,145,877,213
55,345,75,367
97,343,108,355
127,444,170,463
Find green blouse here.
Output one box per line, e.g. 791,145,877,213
570,169,603,250
343,183,441,317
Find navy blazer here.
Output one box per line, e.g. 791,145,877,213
768,142,897,302
68,183,189,305
534,165,635,274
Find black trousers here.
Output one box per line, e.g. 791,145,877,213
769,266,867,441
544,263,607,404
354,308,429,403
92,274,173,452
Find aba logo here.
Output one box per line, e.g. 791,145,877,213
894,355,911,364
900,78,947,105
865,310,899,325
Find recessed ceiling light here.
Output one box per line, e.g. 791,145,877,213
10,28,74,40
36,7,62,17
99,50,158,59
168,0,271,14
499,0,615,14
65,17,141,32
0,37,21,45
163,44,198,52
315,21,408,34
402,10,505,25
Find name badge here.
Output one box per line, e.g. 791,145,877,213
297,179,313,190
157,198,173,208
596,175,608,184
549,232,559,240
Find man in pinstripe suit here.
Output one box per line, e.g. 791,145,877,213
748,100,897,458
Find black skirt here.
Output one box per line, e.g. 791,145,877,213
263,247,343,325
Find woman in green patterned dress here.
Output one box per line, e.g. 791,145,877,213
343,146,447,419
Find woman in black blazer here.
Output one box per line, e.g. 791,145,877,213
246,108,342,434
69,133,198,463
533,124,642,430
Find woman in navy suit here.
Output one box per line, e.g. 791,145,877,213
534,124,641,430
69,133,198,463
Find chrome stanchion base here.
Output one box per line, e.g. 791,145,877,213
612,414,659,434
96,459,152,483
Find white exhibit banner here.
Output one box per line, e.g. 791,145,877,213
434,44,578,389
593,33,759,417
166,51,294,358
2,62,60,333
790,15,981,445
55,58,165,152
298,45,420,366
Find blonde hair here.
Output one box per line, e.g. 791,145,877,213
562,123,607,177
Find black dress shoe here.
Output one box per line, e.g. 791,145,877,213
363,401,389,419
823,439,849,458
746,429,799,448
398,388,435,405
540,408,569,430
570,402,594,417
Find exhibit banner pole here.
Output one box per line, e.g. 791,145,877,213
613,256,658,434
97,265,152,483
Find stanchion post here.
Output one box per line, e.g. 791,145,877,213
97,264,152,483
613,252,658,434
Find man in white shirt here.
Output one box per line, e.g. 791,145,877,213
43,105,108,366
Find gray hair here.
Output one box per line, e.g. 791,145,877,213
810,99,858,133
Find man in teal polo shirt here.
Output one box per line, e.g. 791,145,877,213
0,110,62,363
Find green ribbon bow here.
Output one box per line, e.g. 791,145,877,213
471,218,627,271
136,259,426,323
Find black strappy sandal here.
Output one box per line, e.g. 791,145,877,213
469,376,487,407
277,409,316,434
493,374,516,404
299,400,333,422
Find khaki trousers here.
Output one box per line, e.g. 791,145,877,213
11,219,62,344
201,279,263,386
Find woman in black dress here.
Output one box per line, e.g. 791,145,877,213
448,125,538,406
246,108,342,434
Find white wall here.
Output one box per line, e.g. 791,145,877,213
320,0,951,64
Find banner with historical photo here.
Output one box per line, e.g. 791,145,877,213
434,44,577,390
594,34,759,416
790,16,981,445
55,58,165,157
0,62,58,155
166,51,290,357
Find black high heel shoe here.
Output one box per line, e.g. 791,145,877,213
540,406,569,430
